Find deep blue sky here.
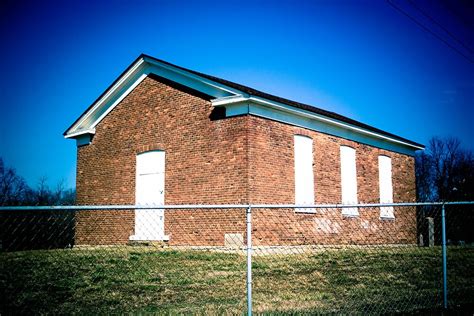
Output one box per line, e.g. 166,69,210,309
0,0,473,189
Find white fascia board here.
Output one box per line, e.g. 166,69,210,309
64,128,96,139
249,96,424,151
143,56,244,97
211,95,247,106
66,57,243,138
213,95,423,152
249,103,419,156
89,73,148,130
66,58,147,136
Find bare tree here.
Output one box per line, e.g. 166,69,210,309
35,176,51,205
60,188,76,205
416,137,474,202
416,137,474,244
0,157,76,206
0,158,30,206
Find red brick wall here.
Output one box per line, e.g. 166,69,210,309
165,209,245,246
75,75,417,246
247,116,416,245
75,75,248,245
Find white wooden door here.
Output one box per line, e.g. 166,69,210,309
131,151,166,240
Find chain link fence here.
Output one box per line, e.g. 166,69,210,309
1,202,473,314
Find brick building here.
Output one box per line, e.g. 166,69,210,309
64,54,424,246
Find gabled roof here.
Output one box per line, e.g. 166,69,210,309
64,54,424,153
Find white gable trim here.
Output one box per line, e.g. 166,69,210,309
64,128,96,139
65,73,148,139
65,55,423,154
142,56,244,97
65,59,147,138
64,56,244,138
91,73,148,133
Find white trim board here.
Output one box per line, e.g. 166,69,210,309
65,55,423,155
65,57,243,138
217,100,421,156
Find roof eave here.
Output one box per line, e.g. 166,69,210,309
212,95,424,151
64,128,96,139
63,54,148,136
64,55,244,138
64,54,424,152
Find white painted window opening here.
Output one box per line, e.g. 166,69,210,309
130,150,169,241
379,155,395,219
340,146,359,216
294,135,315,212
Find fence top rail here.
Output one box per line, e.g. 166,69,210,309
0,201,473,211
252,201,474,208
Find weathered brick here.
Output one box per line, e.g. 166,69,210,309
75,75,416,246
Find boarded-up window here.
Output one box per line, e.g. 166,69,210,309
340,146,358,216
379,155,394,218
294,135,315,210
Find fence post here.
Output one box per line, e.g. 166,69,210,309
246,205,253,316
441,203,448,309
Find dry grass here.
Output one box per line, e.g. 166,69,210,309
2,245,473,314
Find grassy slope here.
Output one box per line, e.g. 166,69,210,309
2,246,473,314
